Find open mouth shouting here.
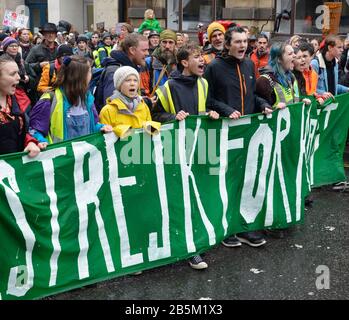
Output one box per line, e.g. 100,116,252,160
128,88,137,96
197,63,205,75
238,49,246,57
9,81,19,94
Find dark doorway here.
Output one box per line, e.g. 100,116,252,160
25,0,48,31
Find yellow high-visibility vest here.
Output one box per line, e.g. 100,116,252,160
261,74,300,108
156,77,208,115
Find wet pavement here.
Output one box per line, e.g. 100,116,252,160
50,157,349,300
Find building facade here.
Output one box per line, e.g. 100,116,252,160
1,0,349,37
126,0,274,34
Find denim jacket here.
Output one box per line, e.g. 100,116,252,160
311,53,349,95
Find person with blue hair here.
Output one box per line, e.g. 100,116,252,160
256,42,313,238
256,41,301,110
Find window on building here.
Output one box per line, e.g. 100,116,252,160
340,2,349,34
182,0,213,31
275,0,292,34
295,0,349,35
128,0,226,32
84,0,94,31
25,0,48,31
295,0,328,34
167,0,180,30
216,0,226,20
128,0,166,31
276,0,349,35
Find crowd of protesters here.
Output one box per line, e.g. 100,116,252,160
0,9,348,271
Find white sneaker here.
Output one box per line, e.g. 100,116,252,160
332,181,349,191
188,255,208,270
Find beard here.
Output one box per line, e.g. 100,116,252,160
159,49,177,65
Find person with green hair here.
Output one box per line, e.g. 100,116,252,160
138,9,162,35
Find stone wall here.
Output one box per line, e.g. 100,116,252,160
94,0,118,30
47,0,84,33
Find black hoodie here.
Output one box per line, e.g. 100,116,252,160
152,71,207,123
204,54,269,117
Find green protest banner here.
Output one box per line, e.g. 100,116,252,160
0,97,345,300
310,93,349,187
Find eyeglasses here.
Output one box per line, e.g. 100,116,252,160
8,44,19,48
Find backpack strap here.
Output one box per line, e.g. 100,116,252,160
260,73,275,89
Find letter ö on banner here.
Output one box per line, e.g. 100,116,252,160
104,134,144,268
72,142,115,280
240,124,273,223
0,161,35,297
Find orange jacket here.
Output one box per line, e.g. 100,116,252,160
303,67,318,96
140,68,151,97
37,60,60,93
250,49,269,79
203,52,216,66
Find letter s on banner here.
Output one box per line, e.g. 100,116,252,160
0,161,35,297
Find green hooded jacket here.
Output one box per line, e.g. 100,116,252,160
138,18,162,34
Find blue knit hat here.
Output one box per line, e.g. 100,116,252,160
2,37,18,52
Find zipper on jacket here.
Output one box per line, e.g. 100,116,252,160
236,64,246,115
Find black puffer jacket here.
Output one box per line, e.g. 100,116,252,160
204,54,269,117
25,42,58,76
